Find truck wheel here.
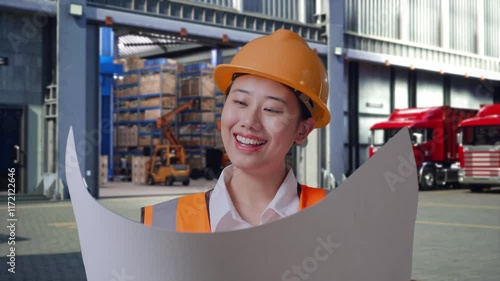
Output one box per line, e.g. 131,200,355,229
469,185,484,193
147,175,155,185
420,166,436,190
182,179,190,186
165,176,174,186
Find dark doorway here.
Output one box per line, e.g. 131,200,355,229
0,106,24,193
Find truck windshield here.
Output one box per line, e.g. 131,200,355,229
372,129,401,146
461,125,500,145
409,128,433,144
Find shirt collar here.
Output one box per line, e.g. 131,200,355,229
209,165,300,232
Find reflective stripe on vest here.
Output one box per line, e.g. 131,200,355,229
141,184,326,232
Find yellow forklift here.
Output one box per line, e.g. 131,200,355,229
146,100,196,186
147,144,190,186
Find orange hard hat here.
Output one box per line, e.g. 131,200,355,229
214,29,330,128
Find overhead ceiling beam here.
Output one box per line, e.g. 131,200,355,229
0,0,56,15
85,5,328,55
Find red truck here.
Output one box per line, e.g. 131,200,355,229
369,106,477,190
457,104,500,192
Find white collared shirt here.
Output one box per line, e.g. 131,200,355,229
209,165,300,232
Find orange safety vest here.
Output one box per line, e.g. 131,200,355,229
142,184,326,233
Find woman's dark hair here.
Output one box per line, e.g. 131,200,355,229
225,74,312,121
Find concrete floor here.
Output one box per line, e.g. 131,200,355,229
0,182,499,281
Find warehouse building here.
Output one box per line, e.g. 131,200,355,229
0,0,498,198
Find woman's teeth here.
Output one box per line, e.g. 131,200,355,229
236,135,265,145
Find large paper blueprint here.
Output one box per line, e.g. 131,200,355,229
65,127,418,281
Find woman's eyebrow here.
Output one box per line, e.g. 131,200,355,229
266,96,287,105
232,88,286,105
232,88,250,94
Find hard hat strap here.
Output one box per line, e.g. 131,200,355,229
294,91,314,116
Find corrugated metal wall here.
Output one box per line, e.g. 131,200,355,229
345,0,399,38
346,0,499,58
449,0,477,53
485,0,500,58
261,0,299,21
188,0,234,8
409,0,440,47
189,0,307,23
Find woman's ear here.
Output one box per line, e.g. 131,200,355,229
295,118,315,145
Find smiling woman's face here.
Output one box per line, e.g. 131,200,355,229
221,75,313,174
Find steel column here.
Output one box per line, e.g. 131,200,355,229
348,61,359,174
443,74,451,105
57,0,90,199
86,24,100,199
408,70,417,107
327,0,346,184
211,46,223,66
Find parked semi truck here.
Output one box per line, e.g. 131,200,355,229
369,106,477,190
457,104,500,192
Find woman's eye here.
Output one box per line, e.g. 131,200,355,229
264,108,282,114
232,100,247,106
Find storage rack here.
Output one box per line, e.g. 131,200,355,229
177,63,217,173
113,58,178,180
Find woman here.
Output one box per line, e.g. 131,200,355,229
142,29,331,232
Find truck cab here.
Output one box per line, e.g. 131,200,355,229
457,104,500,192
370,106,477,190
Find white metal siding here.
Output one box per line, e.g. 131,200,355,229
416,71,444,107
485,0,500,58
394,68,409,109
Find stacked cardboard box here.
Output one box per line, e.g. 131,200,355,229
139,96,176,108
123,74,139,84
140,73,177,95
99,155,109,185
201,98,215,110
132,156,150,184
125,56,144,72
144,109,161,120
115,126,138,147
179,136,215,147
180,75,215,97
181,112,215,123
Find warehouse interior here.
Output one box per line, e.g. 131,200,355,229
0,0,499,197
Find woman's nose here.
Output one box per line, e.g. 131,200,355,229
241,107,262,130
